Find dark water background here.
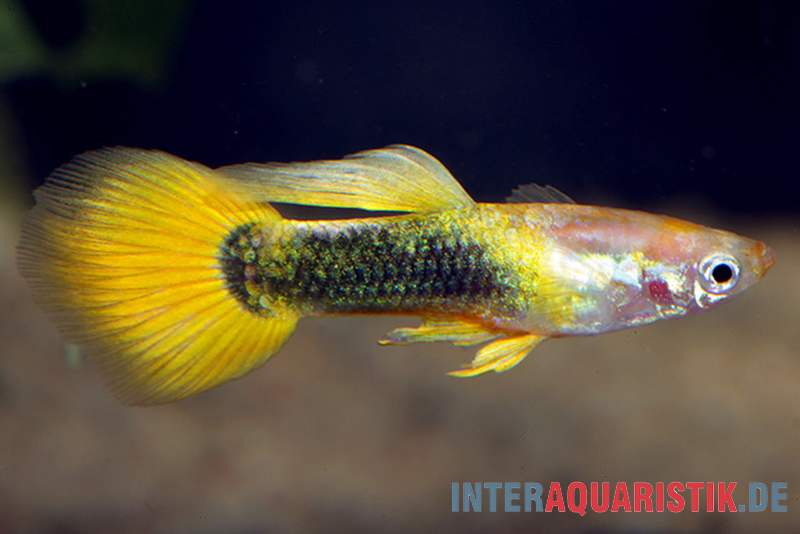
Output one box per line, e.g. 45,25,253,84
9,0,800,213
1,1,799,532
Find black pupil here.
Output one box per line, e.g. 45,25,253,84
712,263,733,284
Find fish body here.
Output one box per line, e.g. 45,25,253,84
18,146,774,404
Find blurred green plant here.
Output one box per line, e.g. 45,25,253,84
0,0,189,87
0,0,190,205
0,0,47,81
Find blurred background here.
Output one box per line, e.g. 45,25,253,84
1,0,798,532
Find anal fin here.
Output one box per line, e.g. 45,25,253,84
379,318,500,347
447,334,547,377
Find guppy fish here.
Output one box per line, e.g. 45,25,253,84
18,145,774,405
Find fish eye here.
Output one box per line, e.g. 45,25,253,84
712,263,732,284
698,254,740,294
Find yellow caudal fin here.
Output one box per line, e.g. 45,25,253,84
216,145,476,213
18,148,298,405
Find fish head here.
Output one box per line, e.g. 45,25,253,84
638,216,774,320
525,206,774,336
681,228,774,311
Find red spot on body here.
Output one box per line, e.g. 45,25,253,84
648,279,674,306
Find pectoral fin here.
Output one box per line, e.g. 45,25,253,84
380,318,499,347
217,145,476,213
448,333,547,377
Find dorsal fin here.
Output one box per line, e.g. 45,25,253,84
506,183,576,204
216,145,476,213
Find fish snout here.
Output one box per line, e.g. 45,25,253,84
752,241,775,278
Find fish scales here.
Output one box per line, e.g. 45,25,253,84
219,210,520,317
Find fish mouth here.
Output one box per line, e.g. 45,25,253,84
754,241,775,277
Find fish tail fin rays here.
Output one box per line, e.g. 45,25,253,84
216,145,476,213
447,334,547,377
18,148,298,405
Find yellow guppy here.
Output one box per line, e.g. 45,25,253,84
18,145,774,404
